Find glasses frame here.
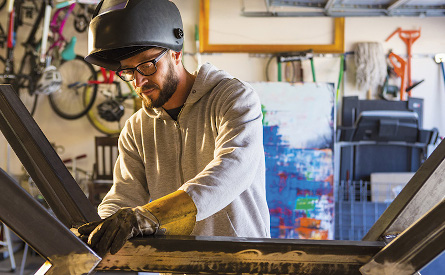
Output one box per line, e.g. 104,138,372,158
116,48,169,82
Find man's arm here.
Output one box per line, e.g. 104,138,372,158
78,190,197,256
180,80,265,221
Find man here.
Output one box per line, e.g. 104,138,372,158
78,0,270,256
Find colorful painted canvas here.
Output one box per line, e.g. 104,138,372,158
251,82,335,240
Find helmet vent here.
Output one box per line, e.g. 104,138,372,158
174,28,184,39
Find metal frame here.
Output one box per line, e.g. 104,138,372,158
0,168,100,274
96,236,383,274
0,84,444,274
0,84,99,228
363,138,445,241
252,0,445,17
361,199,445,274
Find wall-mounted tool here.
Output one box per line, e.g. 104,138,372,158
275,49,315,83
388,52,407,100
379,67,400,100
387,51,424,101
386,28,421,88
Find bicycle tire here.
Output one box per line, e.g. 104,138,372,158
74,14,88,33
0,52,39,116
49,55,97,120
85,73,141,135
16,51,39,116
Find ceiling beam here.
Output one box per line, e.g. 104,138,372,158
324,0,336,16
387,0,411,11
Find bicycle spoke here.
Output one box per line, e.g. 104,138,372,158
86,74,140,135
49,55,97,119
17,52,39,116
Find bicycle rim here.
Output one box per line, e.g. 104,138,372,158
85,75,141,135
15,52,39,116
49,55,97,119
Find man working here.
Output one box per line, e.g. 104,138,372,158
78,0,270,256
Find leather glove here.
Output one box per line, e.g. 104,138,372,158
78,206,161,256
78,190,197,256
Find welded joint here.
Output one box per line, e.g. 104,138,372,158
360,259,418,275
35,251,101,275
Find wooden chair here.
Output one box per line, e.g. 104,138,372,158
88,136,119,206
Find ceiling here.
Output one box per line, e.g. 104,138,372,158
241,0,445,17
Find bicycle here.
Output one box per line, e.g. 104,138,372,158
71,1,96,33
0,0,98,118
0,0,37,113
84,67,142,135
32,0,99,119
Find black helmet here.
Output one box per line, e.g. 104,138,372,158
85,0,184,70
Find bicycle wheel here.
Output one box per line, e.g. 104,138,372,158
49,55,97,119
85,74,141,135
74,14,88,33
12,52,39,116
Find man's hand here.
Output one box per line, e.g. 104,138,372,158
78,190,197,256
78,207,160,256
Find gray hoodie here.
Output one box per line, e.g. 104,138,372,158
98,63,270,238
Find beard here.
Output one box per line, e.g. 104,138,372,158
137,59,179,109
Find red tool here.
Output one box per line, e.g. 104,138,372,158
386,28,421,89
388,52,407,100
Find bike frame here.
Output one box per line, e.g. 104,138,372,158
88,67,116,85
0,0,49,82
47,2,76,60
87,66,137,100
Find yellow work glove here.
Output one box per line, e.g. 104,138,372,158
78,190,197,256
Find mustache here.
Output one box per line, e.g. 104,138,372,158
136,83,160,93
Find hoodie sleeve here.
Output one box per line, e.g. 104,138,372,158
179,79,265,221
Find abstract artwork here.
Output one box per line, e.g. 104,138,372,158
251,82,335,239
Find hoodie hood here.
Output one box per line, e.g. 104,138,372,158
143,62,233,119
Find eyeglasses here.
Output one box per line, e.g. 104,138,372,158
116,49,169,82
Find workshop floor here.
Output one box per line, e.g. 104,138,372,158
0,245,149,275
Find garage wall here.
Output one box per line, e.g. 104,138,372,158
1,0,444,178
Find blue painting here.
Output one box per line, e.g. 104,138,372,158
252,82,335,239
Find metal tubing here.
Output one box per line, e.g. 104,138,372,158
363,139,445,241
360,199,445,274
96,236,384,274
0,84,99,227
0,168,101,274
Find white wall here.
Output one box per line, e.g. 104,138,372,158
1,0,444,177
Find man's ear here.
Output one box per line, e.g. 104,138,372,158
172,51,182,65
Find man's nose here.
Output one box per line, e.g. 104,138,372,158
133,71,147,87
